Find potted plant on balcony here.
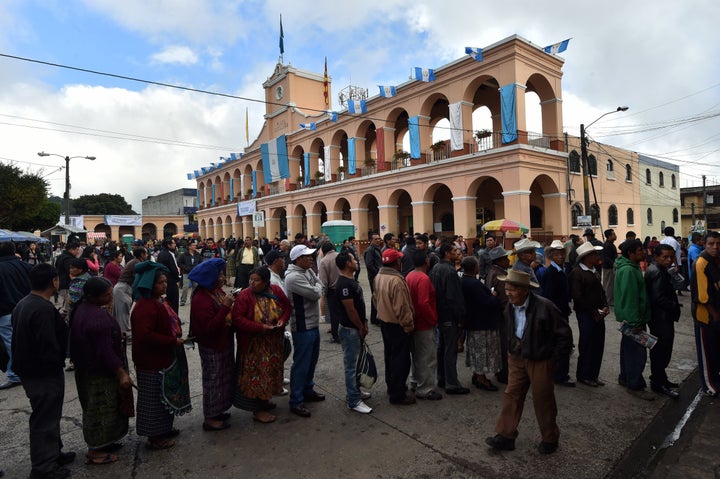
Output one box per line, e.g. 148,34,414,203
393,150,411,169
246,188,253,199
363,157,376,175
314,170,324,184
475,129,492,140
296,175,304,188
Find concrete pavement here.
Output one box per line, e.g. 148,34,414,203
0,274,709,479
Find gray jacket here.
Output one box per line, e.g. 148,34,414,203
285,263,324,332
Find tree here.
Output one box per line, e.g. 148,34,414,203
15,200,62,232
0,163,49,230
72,193,136,215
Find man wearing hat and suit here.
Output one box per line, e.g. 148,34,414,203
373,248,416,405
568,242,609,387
486,246,512,383
512,238,542,295
485,270,572,455
583,228,603,248
539,240,574,387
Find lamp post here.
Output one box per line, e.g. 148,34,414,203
580,106,629,215
37,151,96,226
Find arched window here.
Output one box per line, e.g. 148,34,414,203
608,204,618,226
588,154,598,176
627,208,634,225
571,203,583,227
646,168,652,185
659,171,665,187
673,208,679,223
661,220,666,233
647,208,653,225
569,150,581,173
591,204,600,226
606,159,614,179
441,213,454,232
671,174,677,189
626,164,632,182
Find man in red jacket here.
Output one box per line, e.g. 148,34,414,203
406,249,442,400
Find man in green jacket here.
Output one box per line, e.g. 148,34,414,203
614,239,654,401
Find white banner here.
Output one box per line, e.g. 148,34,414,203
252,211,265,228
104,215,142,226
237,200,257,217
323,146,332,182
58,215,84,229
449,102,463,151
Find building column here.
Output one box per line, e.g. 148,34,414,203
350,208,368,240
133,226,142,240
410,201,434,235
541,192,568,236
501,190,532,228
286,215,303,239
109,225,120,242
265,217,281,240
541,97,564,151
242,217,254,239
378,204,399,236
416,115,431,161
352,137,366,174
326,145,340,181
232,219,242,239
452,196,478,238
326,210,343,221
306,213,322,237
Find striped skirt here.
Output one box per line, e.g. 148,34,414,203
199,344,235,418
76,370,129,448
136,370,174,438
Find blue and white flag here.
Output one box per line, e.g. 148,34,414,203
303,152,311,186
193,170,200,178
544,39,570,54
409,116,421,159
251,171,257,198
347,100,367,114
299,123,317,131
347,138,356,175
260,134,290,184
230,153,238,160
200,167,208,175
379,85,397,97
186,173,193,180
211,184,216,206
326,110,338,122
412,67,435,82
465,47,483,62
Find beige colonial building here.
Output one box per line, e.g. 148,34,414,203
195,35,568,245
193,34,678,247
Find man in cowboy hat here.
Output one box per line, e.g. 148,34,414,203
485,246,512,383
486,270,572,455
583,228,603,248
539,240,574,387
568,241,609,387
512,238,542,295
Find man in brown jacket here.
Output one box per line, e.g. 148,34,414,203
373,249,415,405
486,270,572,455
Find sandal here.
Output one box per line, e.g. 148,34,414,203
85,453,119,465
145,438,175,450
253,411,276,423
98,443,124,453
202,421,230,431
163,428,181,438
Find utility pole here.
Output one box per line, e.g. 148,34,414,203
703,175,707,227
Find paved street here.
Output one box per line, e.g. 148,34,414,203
0,271,708,478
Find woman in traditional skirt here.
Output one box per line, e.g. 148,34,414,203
131,261,190,450
460,256,502,391
189,258,235,431
232,266,291,423
70,277,132,465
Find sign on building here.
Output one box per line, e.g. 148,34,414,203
252,211,265,228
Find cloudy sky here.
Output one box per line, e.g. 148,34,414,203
1,0,718,212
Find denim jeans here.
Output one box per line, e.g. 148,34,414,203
289,328,320,408
0,313,20,383
339,325,362,407
619,334,647,390
180,276,196,304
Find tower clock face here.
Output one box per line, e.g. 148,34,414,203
275,85,283,100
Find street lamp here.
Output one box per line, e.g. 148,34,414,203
37,151,96,226
580,106,629,214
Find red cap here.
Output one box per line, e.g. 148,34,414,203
382,248,403,265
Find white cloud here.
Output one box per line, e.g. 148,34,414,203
150,45,199,65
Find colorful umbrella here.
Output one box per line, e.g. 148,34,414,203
481,219,530,235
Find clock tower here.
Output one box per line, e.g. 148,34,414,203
261,62,330,139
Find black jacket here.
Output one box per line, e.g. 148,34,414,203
430,260,465,324
568,266,607,314
505,293,572,361
364,245,383,284
56,250,76,289
12,294,68,378
177,251,202,275
645,263,681,323
157,248,180,282
461,275,501,330
0,255,32,316
539,264,571,317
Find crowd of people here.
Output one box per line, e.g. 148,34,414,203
0,224,718,478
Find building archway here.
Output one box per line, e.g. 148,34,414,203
142,223,157,241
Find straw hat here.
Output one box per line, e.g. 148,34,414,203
497,269,539,289
549,240,565,250
488,246,511,262
514,238,541,253
575,242,603,262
